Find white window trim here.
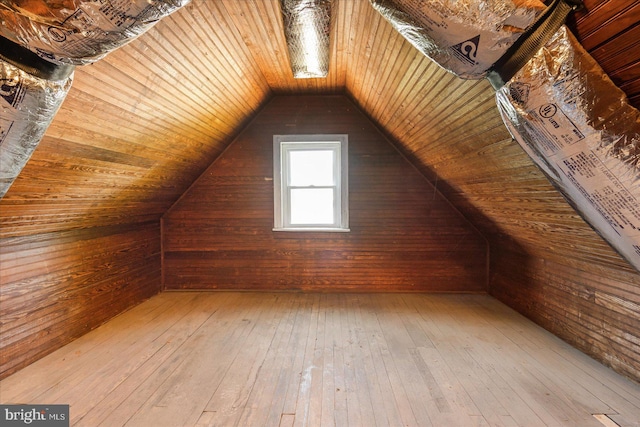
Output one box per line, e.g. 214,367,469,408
273,134,349,232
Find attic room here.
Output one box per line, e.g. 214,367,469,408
1,0,639,425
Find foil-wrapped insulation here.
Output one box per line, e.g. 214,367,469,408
496,26,640,270
370,0,545,79
280,0,331,79
0,0,191,65
1,42,73,198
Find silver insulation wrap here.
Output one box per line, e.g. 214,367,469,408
370,0,545,79
496,26,640,270
280,0,331,79
0,0,191,65
0,56,73,198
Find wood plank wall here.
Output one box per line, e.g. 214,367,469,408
163,95,488,292
0,0,637,383
0,1,272,381
490,247,640,384
0,222,161,380
348,1,640,383
568,0,640,108
488,0,640,383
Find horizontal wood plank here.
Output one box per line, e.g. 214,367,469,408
0,223,162,379
162,96,488,293
1,0,638,387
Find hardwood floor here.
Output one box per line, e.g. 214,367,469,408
1,292,639,427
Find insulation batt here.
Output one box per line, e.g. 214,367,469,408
370,0,545,79
0,56,73,198
496,26,640,270
0,0,191,65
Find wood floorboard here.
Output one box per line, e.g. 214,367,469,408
1,291,639,427
89,292,238,427
0,291,183,404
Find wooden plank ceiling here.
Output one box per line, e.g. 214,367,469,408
1,0,639,383
1,0,637,261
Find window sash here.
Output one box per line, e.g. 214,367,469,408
283,144,340,228
288,187,336,226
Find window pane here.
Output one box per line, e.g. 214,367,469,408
290,188,334,225
289,150,334,186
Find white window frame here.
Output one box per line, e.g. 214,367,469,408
273,134,349,232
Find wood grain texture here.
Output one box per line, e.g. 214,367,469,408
0,0,638,385
490,246,640,384
163,95,488,292
0,0,271,236
345,0,640,383
568,0,640,108
346,21,632,271
2,1,636,228
0,222,161,380
0,1,272,381
2,292,640,427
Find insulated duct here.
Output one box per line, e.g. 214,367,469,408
0,0,191,65
0,36,74,198
496,26,640,270
370,0,546,79
280,0,331,79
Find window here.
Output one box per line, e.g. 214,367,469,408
273,134,349,231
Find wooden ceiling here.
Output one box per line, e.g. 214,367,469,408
1,0,638,270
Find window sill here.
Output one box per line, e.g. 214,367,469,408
273,227,351,233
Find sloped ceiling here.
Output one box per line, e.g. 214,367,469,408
1,0,638,272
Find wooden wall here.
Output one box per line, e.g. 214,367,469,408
492,2,640,383
569,0,640,108
490,247,640,383
0,1,272,381
163,95,488,292
1,0,638,383
0,222,160,380
347,0,640,383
